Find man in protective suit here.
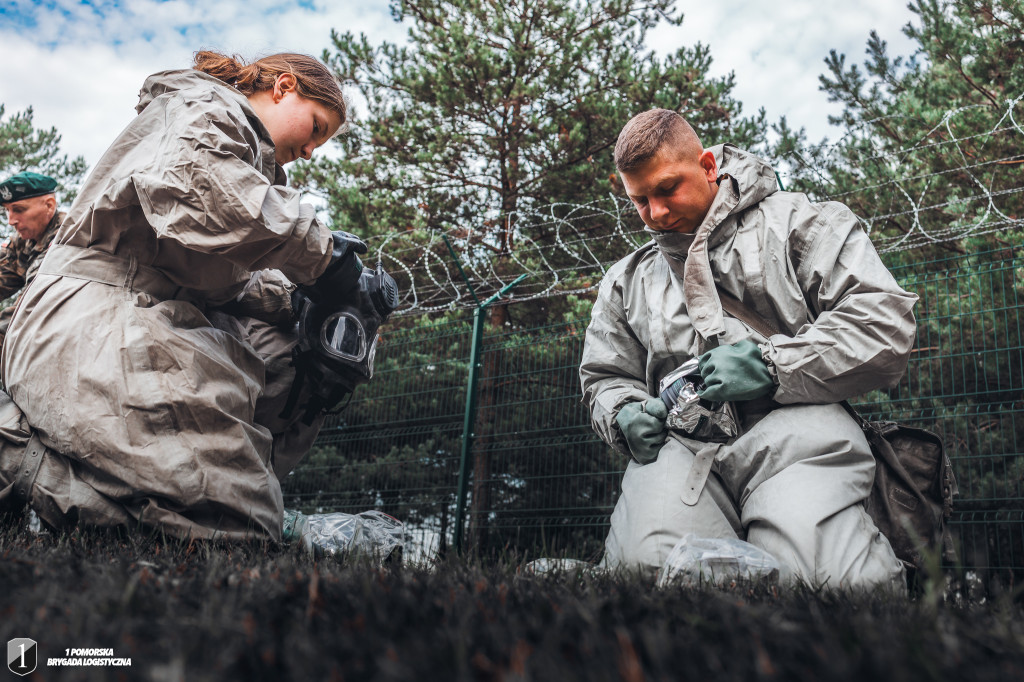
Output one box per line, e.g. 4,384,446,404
580,109,917,589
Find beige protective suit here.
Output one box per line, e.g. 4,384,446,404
580,144,918,589
0,69,333,541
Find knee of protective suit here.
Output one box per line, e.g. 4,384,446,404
719,402,875,505
602,441,743,578
744,483,906,592
602,522,669,580
603,493,667,563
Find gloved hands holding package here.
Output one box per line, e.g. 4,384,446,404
302,230,368,303
697,339,775,402
616,398,668,464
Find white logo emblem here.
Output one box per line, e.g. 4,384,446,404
7,638,38,677
0,186,11,202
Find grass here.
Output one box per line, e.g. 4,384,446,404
1,511,1023,681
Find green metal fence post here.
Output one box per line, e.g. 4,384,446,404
453,274,528,554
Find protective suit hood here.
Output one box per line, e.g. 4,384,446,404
647,144,781,340
648,143,778,259
137,69,248,116
709,143,780,217
135,69,286,185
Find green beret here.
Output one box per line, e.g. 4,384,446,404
0,172,58,204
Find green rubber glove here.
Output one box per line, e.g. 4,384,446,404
697,339,774,402
615,398,668,464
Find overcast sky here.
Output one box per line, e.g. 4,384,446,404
0,0,920,172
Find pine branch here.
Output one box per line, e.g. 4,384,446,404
948,55,1001,107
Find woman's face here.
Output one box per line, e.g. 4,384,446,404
250,74,343,165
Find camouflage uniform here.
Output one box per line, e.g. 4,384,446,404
0,210,63,344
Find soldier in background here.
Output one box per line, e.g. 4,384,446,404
0,172,63,345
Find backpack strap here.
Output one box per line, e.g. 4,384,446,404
715,288,780,339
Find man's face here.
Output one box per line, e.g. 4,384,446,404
2,194,56,241
619,148,719,234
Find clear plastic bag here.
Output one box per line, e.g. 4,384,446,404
521,558,604,577
656,534,785,587
283,509,408,562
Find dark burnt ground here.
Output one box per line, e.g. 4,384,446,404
1,512,1022,682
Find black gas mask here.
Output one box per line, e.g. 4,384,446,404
284,231,400,424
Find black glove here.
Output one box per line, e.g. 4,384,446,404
303,231,368,304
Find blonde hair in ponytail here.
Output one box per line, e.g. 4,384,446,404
193,51,346,127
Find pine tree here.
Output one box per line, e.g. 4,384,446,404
773,0,1023,260
295,0,765,306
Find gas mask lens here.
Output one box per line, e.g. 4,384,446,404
321,311,367,361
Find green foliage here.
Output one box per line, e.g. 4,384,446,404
0,103,87,209
295,0,765,267
772,0,1023,262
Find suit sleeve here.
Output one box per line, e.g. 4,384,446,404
125,91,332,284
579,275,653,456
765,202,918,404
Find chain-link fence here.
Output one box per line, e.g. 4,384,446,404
282,243,1024,580
862,245,1024,586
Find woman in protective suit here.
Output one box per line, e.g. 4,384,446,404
0,51,355,541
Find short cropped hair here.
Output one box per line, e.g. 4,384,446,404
614,109,703,172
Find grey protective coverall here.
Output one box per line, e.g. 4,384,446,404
580,144,918,588
0,69,333,541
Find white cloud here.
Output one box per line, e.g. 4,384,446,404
658,1,920,142
1,33,145,165
0,0,395,167
0,0,924,173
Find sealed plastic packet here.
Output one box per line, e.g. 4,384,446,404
656,534,786,587
658,358,739,442
521,557,604,577
283,509,409,562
